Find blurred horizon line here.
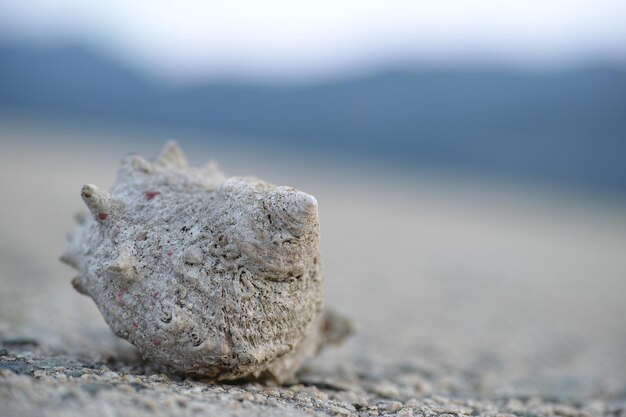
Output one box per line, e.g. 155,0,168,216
3,38,626,87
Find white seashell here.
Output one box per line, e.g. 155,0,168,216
61,142,349,382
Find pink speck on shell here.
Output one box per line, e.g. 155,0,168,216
115,291,125,305
152,339,161,346
98,212,108,220
145,191,161,201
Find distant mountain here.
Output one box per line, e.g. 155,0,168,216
1,43,626,192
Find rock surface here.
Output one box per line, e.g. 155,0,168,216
1,128,625,417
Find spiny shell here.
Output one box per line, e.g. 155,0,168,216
61,142,346,382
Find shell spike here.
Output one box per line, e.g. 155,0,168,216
155,141,187,169
291,191,318,218
60,248,80,268
71,276,89,295
273,187,318,218
61,227,83,268
81,184,121,221
119,153,154,177
200,160,226,188
204,160,221,176
268,187,319,236
105,245,139,286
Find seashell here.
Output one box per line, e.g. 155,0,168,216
60,142,350,382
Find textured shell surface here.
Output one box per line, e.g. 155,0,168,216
60,142,337,383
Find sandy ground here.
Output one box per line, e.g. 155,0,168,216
1,121,626,416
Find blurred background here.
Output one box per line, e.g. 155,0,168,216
2,0,626,192
1,0,626,403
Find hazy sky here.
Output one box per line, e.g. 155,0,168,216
1,0,625,82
